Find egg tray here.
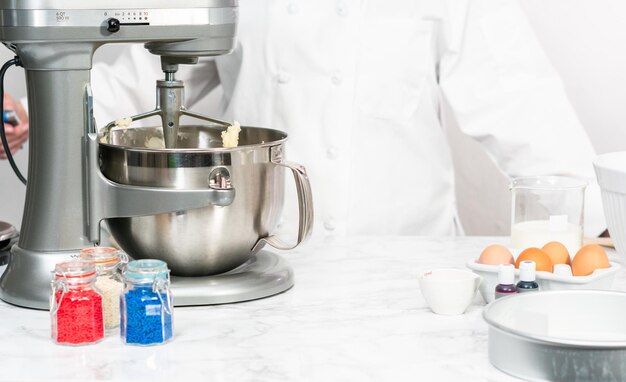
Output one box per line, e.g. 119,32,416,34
466,260,621,303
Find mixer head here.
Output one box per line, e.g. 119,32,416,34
0,0,238,68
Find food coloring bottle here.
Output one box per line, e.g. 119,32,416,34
121,259,173,346
517,260,539,293
495,264,517,299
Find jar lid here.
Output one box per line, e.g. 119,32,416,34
54,260,96,279
79,247,121,264
125,259,169,280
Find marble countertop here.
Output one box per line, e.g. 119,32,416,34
1,236,625,381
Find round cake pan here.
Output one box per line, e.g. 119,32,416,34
483,290,626,382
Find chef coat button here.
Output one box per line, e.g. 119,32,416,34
336,1,349,16
331,72,343,85
326,146,339,160
287,2,299,15
276,217,285,229
277,72,291,84
324,218,337,231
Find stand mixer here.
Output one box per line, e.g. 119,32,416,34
0,0,313,309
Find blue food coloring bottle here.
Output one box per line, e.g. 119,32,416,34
516,260,539,293
121,259,173,345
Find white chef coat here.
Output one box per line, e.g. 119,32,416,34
91,0,605,238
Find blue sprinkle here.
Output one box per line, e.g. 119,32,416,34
121,285,172,345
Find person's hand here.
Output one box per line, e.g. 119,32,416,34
1,93,29,159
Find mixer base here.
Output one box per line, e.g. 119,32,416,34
170,250,294,306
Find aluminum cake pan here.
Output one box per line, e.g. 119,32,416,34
483,290,626,382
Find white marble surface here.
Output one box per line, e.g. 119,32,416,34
1,236,625,381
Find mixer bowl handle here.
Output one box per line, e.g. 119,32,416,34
252,147,314,252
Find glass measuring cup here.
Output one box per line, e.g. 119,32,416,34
510,176,587,256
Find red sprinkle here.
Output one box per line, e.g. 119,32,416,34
53,289,104,345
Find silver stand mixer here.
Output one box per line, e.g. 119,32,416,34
0,0,313,309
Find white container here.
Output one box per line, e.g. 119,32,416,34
594,152,626,257
418,269,480,315
510,176,586,256
466,260,620,303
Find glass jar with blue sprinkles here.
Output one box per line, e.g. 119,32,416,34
121,259,173,346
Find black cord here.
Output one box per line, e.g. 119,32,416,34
0,56,26,185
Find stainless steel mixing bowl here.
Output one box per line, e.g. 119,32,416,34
99,125,313,276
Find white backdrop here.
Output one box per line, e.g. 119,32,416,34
1,0,626,234
450,0,626,235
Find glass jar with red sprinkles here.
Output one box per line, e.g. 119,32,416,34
50,261,104,345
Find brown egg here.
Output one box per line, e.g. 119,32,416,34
542,241,571,265
478,244,514,265
572,244,610,276
515,247,553,272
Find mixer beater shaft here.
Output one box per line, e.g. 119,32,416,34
102,57,232,147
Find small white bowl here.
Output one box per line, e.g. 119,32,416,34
418,269,481,315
